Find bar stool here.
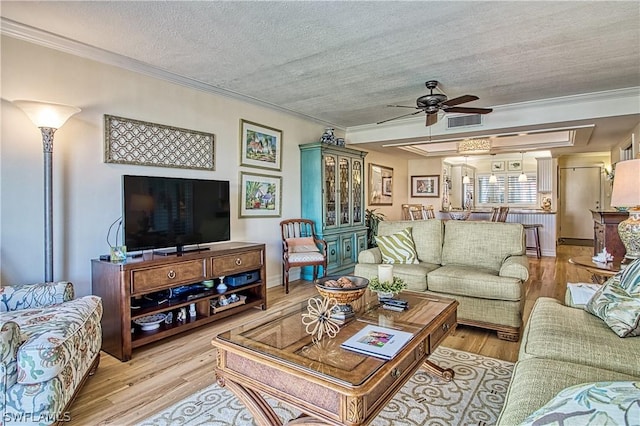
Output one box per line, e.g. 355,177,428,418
523,224,542,258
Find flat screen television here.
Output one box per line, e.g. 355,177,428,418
123,175,230,255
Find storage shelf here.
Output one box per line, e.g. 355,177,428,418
92,242,267,361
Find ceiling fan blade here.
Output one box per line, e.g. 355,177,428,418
444,106,493,114
387,104,420,109
426,113,438,127
442,94,479,107
377,110,423,125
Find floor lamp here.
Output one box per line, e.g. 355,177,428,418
610,158,640,267
12,100,81,282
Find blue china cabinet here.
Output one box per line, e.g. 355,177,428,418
299,142,368,279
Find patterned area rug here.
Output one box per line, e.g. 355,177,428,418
138,347,513,426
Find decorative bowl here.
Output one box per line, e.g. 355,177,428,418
449,210,471,221
134,313,167,331
315,275,369,305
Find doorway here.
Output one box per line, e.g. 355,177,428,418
559,166,602,243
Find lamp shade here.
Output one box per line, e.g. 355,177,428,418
611,159,640,207
13,100,81,129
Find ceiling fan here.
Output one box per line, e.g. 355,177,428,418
377,80,493,127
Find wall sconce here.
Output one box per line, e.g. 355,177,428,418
13,100,81,282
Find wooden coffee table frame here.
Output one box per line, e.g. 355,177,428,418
569,256,621,284
213,292,458,426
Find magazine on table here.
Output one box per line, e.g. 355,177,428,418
340,324,414,360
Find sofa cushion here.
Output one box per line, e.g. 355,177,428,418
497,358,639,426
375,227,419,264
441,221,525,272
377,220,443,265
427,265,522,301
354,262,440,292
0,282,74,312
519,297,640,377
520,381,640,426
3,295,102,384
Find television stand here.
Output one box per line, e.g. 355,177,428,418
91,241,267,361
154,246,210,256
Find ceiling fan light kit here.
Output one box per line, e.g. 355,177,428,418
379,80,493,127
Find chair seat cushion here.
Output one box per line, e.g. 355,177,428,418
288,252,325,263
286,237,320,253
427,265,522,301
3,295,102,384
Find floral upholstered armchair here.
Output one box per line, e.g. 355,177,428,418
1,281,102,425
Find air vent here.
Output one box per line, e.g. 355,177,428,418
447,114,482,129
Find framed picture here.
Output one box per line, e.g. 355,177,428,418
382,177,393,196
240,119,282,171
508,160,522,171
369,164,393,205
491,161,505,172
411,175,440,198
239,172,282,218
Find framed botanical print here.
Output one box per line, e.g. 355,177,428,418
240,119,282,171
369,163,393,205
492,161,505,172
411,175,440,198
239,172,282,217
508,160,522,171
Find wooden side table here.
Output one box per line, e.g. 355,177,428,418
568,256,621,284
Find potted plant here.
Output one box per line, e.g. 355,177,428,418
368,276,407,299
365,208,386,248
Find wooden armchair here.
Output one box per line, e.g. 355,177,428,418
280,219,327,294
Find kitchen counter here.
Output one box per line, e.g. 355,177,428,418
439,209,556,214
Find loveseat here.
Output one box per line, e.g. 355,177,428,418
354,219,529,341
1,282,102,425
498,253,640,425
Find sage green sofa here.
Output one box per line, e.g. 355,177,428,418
497,297,640,425
354,219,529,341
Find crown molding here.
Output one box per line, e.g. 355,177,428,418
1,18,343,130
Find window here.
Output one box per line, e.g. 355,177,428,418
477,173,537,206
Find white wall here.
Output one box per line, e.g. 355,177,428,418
1,36,328,295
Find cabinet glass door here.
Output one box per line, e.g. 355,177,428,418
324,154,337,228
352,158,364,225
339,157,351,226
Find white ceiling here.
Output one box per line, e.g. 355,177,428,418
2,1,639,158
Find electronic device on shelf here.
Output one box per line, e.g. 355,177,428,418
226,270,260,287
122,175,230,256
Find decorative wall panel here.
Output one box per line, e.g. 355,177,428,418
104,115,215,170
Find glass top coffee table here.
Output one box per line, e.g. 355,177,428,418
569,256,621,284
212,289,458,425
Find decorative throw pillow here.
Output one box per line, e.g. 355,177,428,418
520,381,640,426
286,237,320,253
375,228,419,264
619,258,640,295
585,262,640,337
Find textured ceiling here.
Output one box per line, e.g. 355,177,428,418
2,1,639,130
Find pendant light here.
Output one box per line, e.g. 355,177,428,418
518,152,528,182
463,156,470,184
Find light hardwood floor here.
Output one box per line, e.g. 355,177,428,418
69,244,595,425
